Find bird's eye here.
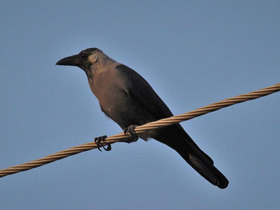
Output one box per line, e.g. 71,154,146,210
82,54,86,58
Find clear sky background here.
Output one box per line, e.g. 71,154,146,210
0,1,279,210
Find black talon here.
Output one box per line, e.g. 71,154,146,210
94,136,105,151
124,125,139,143
103,144,112,151
94,135,111,151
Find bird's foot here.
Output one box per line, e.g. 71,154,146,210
94,135,112,152
124,125,139,143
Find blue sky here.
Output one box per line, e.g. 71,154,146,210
0,1,279,209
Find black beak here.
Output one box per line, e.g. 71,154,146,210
56,54,81,66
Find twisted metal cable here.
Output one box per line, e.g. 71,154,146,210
0,82,279,178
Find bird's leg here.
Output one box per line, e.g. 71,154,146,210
124,125,139,143
94,135,112,151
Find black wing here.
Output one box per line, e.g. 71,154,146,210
116,64,173,120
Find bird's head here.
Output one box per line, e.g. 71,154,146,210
56,48,104,72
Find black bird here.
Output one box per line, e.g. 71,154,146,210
56,48,228,189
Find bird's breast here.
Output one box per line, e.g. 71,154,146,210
88,71,130,124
